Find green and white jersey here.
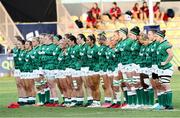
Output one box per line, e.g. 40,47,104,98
24,50,33,72
145,42,155,68
149,41,160,65
31,46,41,70
13,48,20,69
114,40,123,65
119,38,134,65
57,50,66,70
106,47,116,71
79,43,89,67
38,44,46,69
136,45,147,68
156,40,173,70
130,40,141,64
42,43,57,70
53,45,61,70
98,44,109,72
69,45,81,70
18,49,26,72
64,46,72,68
87,44,99,72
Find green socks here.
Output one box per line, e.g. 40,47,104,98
41,92,45,104
142,89,148,105
132,94,137,105
147,88,154,105
127,91,133,105
44,88,50,103
166,91,173,107
123,87,128,104
38,92,42,103
136,88,143,105
158,91,173,107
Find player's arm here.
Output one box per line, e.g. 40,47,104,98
161,48,173,66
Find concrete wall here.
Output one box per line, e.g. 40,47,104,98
64,2,180,16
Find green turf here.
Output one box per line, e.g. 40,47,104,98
0,72,180,117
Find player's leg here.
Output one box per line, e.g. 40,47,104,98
88,73,101,107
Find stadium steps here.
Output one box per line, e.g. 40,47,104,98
71,15,78,22
172,48,180,67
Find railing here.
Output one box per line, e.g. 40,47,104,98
0,2,23,47
56,0,79,35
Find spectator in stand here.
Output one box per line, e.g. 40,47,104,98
140,1,149,22
153,2,164,21
90,3,101,19
86,11,97,28
75,17,84,28
109,2,123,23
132,3,142,20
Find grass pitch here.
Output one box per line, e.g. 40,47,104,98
0,72,180,117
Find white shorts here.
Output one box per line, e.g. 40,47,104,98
20,72,26,79
28,72,35,79
80,67,89,77
124,64,133,72
158,66,174,76
131,63,137,72
135,65,141,73
113,68,119,77
107,70,113,77
55,70,66,79
99,70,107,76
14,69,21,77
65,68,73,76
44,70,55,79
140,67,148,74
151,65,159,74
118,63,124,72
88,70,95,76
20,72,34,79
33,70,40,78
72,70,81,78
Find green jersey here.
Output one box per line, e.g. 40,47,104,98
98,45,109,72
137,45,147,68
149,41,160,65
79,43,89,67
42,43,57,70
119,38,134,65
18,49,26,72
106,47,117,71
13,48,20,69
114,40,123,65
31,46,41,70
69,45,81,70
130,40,141,64
24,50,33,72
57,50,66,70
156,40,172,70
145,42,155,68
87,44,99,71
64,46,72,68
39,44,46,68
53,45,61,69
